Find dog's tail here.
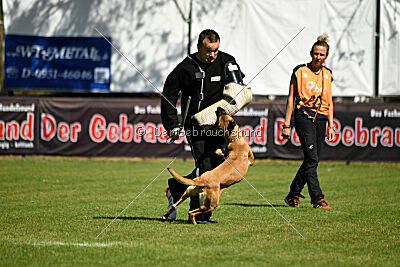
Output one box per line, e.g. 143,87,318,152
168,168,198,186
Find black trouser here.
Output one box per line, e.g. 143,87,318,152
287,109,326,204
168,120,226,221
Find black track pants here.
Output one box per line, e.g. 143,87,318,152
287,110,326,204
168,122,226,221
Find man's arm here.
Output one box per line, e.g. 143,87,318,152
161,71,181,135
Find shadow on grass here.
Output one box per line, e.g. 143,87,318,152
93,202,293,223
224,203,289,208
93,216,215,224
93,216,161,221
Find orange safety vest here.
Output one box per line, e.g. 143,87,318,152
292,64,333,117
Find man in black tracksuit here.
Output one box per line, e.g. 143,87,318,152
161,29,244,223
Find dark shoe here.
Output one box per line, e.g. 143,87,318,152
284,194,305,207
313,199,333,209
285,196,300,207
195,220,212,224
165,188,177,220
195,212,211,222
189,195,212,222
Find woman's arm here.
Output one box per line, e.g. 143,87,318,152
282,78,296,139
327,101,335,141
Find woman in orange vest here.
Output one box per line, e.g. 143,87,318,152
282,35,335,209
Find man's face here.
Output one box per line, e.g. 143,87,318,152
197,38,219,64
310,45,328,69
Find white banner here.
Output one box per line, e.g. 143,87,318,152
191,0,376,96
4,0,189,93
379,0,400,96
322,0,376,97
4,0,379,96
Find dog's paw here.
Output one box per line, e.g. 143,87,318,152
215,149,224,156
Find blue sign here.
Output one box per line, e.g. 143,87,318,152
4,35,111,91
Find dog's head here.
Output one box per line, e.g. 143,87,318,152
216,107,239,140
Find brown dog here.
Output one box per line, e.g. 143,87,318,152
161,109,254,224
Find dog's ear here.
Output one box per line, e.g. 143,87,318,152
216,107,226,116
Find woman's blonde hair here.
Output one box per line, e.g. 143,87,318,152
311,34,330,56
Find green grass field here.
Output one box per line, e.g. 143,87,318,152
1,156,399,266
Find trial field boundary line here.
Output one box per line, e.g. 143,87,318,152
12,241,131,248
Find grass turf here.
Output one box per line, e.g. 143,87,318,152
0,156,399,266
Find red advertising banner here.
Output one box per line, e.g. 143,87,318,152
0,97,399,161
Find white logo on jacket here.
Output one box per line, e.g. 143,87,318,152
306,81,322,94
211,76,221,82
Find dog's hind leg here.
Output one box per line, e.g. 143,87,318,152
161,186,197,222
188,187,219,224
161,192,190,222
188,207,216,224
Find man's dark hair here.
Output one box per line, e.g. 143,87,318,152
197,29,220,46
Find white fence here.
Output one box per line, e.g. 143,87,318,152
4,0,400,96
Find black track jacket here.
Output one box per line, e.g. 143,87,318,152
161,51,243,133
